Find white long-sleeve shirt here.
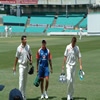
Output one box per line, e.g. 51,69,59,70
16,43,32,66
64,43,81,66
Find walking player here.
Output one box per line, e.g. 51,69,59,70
79,28,83,40
37,39,53,99
62,37,83,100
13,36,32,100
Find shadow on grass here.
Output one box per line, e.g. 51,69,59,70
62,97,87,100
27,96,57,100
27,96,40,100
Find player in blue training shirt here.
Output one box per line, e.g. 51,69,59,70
37,39,53,99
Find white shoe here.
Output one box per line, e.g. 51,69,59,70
23,96,26,100
41,94,44,99
24,98,26,100
44,92,48,99
70,96,73,100
67,95,70,100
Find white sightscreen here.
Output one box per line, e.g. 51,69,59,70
88,14,100,33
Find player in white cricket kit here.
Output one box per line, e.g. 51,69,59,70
62,37,83,100
79,28,83,40
13,36,32,100
5,26,8,37
9,26,12,37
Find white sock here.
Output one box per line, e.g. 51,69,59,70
45,91,47,95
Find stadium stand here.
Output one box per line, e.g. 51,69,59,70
3,16,28,26
25,27,45,33
46,28,64,33
10,26,25,32
56,16,83,26
0,26,5,32
79,17,87,28
30,16,54,25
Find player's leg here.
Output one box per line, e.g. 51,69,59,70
23,66,28,100
66,64,72,100
44,67,49,99
19,65,24,97
39,67,45,99
40,79,44,99
45,76,49,92
70,66,76,99
41,79,44,94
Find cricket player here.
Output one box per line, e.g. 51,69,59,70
9,26,12,37
5,26,8,37
37,39,53,99
62,37,83,100
79,28,83,40
13,36,32,100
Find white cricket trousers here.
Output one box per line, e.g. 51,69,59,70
66,64,76,99
19,64,28,97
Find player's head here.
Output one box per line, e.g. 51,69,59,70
80,28,82,31
21,35,27,45
42,39,46,48
71,37,77,48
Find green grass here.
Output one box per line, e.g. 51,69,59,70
0,36,100,100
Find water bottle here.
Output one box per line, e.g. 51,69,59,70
13,71,16,75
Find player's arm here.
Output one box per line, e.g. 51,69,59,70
29,46,32,64
49,60,53,73
62,46,68,71
13,48,19,72
37,59,39,73
30,55,32,64
78,46,82,70
36,50,39,73
79,57,82,70
49,50,53,73
62,56,67,71
13,57,18,72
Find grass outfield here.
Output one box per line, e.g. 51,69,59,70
0,36,100,100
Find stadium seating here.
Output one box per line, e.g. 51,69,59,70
30,16,54,25
25,27,45,33
79,17,87,28
3,16,28,25
56,16,83,26
0,26,5,32
11,26,25,32
46,28,64,33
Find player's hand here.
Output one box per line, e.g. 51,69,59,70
80,65,82,70
36,69,39,73
51,69,53,73
13,67,16,72
30,60,32,65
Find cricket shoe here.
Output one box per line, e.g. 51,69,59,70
67,95,72,100
70,96,73,100
23,96,26,100
41,94,44,99
44,91,48,99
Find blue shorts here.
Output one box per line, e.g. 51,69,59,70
39,66,49,79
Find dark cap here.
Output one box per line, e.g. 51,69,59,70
42,39,46,43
